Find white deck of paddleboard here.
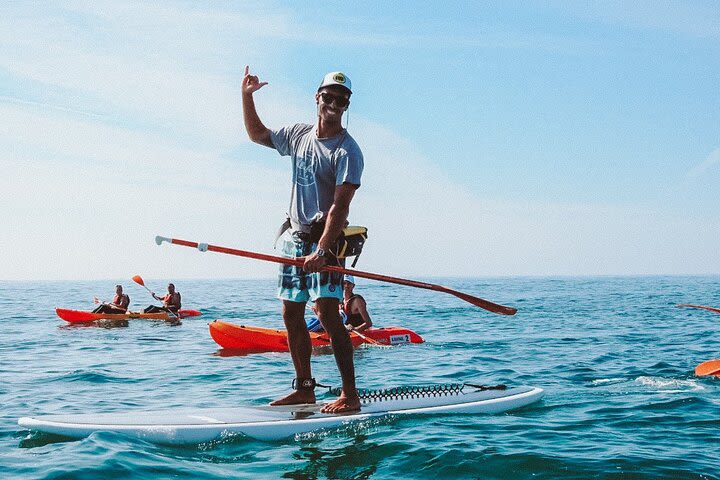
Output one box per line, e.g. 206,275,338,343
19,386,544,443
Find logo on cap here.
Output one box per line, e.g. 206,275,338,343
333,73,346,85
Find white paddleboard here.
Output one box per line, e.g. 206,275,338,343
19,385,543,443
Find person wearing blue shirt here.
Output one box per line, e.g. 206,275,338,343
242,67,363,413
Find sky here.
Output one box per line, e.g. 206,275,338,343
1,0,718,281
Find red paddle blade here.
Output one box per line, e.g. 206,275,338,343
444,288,517,315
132,275,145,287
677,304,720,314
695,359,720,377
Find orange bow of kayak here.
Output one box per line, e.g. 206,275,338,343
695,359,720,377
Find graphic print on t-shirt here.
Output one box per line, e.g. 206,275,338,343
295,153,317,187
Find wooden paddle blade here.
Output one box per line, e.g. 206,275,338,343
443,288,518,315
677,304,720,314
132,275,145,287
695,359,720,377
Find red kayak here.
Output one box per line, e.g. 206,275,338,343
209,320,424,352
56,308,202,323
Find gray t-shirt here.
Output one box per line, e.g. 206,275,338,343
270,123,363,230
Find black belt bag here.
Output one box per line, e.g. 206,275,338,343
336,226,368,267
275,219,368,267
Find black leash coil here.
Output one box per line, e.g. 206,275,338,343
324,383,507,402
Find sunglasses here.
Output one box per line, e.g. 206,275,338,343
319,92,350,108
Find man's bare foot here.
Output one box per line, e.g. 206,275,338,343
321,392,361,413
270,389,315,406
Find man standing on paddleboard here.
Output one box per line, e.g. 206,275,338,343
241,67,363,413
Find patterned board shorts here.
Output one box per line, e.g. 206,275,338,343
277,230,345,303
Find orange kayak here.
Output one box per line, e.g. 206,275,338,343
56,308,202,323
209,320,424,352
695,359,720,377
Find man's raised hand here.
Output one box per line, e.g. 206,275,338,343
242,65,268,95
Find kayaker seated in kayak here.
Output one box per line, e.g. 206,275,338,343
144,283,181,314
305,302,345,332
92,285,130,314
341,275,372,332
305,275,372,333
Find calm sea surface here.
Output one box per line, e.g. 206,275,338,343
1,276,719,479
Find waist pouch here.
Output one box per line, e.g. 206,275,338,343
275,220,368,267
336,226,368,267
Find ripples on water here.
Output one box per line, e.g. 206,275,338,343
1,276,719,479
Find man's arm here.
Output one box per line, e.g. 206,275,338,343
241,65,273,148
303,183,357,272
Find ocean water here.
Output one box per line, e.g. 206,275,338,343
1,276,719,479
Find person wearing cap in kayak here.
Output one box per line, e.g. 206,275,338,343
92,284,130,314
341,275,372,333
144,283,182,314
304,301,347,333
305,274,372,333
242,66,363,414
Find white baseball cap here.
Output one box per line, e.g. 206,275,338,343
318,72,352,94
343,274,356,285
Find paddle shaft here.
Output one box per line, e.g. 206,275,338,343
350,328,382,345
155,236,517,315
93,297,127,312
132,276,155,296
314,329,382,346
